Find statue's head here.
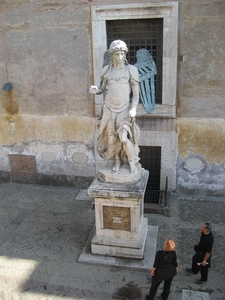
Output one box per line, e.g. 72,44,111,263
108,40,128,54
108,40,128,66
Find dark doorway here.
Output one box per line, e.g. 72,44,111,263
139,146,162,204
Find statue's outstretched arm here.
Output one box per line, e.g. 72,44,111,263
89,65,108,95
89,78,107,95
89,85,104,95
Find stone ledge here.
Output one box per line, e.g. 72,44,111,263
88,168,149,199
78,225,158,271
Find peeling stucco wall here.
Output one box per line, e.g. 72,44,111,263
0,0,225,196
0,1,96,183
177,119,225,197
0,115,95,145
0,2,93,117
176,1,225,196
177,119,225,165
0,115,96,179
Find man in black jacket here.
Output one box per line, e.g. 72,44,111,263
186,222,214,284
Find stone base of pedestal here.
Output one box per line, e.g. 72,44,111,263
88,168,149,259
78,225,158,271
91,216,148,259
98,162,142,184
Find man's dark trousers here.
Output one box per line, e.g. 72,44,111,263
192,252,209,281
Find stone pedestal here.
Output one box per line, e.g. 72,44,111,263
98,162,142,184
88,168,149,259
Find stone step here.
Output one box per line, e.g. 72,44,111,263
0,280,113,300
0,286,111,300
0,261,113,300
0,269,183,300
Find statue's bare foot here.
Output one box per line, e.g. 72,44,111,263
112,160,121,172
129,161,137,173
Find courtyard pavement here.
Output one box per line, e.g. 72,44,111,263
0,182,224,300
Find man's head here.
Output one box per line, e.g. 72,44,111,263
201,222,212,234
164,239,176,251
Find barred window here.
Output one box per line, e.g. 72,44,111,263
106,19,163,104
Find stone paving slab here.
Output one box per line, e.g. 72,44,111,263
182,289,210,300
75,189,93,201
0,183,224,300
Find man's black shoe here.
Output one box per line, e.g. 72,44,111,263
196,279,207,284
145,296,150,300
186,267,194,274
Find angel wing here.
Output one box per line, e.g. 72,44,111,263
134,49,157,114
103,51,110,67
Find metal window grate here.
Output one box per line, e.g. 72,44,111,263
106,19,163,104
144,189,163,205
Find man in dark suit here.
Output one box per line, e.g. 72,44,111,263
186,222,214,284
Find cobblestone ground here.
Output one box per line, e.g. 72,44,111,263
0,183,224,300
